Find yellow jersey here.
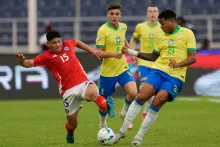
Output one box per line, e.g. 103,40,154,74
133,21,162,68
153,25,196,82
96,22,129,77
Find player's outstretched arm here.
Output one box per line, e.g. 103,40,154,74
121,46,159,61
169,50,196,68
76,40,102,59
15,54,34,68
96,48,122,59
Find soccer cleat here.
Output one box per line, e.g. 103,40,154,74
142,113,147,120
131,138,142,145
66,132,74,144
106,97,115,118
120,112,133,130
114,131,125,144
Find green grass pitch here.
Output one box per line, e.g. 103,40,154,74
0,97,220,147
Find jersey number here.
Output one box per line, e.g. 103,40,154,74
60,53,69,63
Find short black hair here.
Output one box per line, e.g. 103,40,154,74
158,10,176,20
46,30,61,41
108,2,122,11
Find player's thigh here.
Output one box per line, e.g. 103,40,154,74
152,90,170,109
123,81,137,98
63,94,82,116
99,75,117,98
159,77,184,102
84,82,99,101
138,82,156,103
138,66,151,82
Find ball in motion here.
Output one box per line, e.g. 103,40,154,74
97,128,115,145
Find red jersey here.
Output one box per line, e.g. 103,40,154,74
33,40,88,96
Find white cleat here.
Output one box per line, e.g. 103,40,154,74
114,131,125,144
120,112,133,130
131,138,142,145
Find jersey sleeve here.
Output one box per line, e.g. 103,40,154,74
133,24,141,40
186,30,196,51
33,53,47,67
96,28,105,48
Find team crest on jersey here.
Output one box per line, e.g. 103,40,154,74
149,34,154,39
168,40,174,45
64,46,69,51
116,37,121,44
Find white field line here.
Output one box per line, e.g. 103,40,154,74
177,97,220,103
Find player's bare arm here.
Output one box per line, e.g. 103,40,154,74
76,40,102,59
96,48,122,59
15,54,34,68
169,50,196,68
121,46,159,61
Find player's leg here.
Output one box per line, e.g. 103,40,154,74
63,94,82,144
65,109,80,144
131,90,169,145
118,70,137,130
132,72,184,145
114,70,162,143
84,82,107,111
138,66,155,120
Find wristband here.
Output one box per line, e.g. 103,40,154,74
127,48,138,56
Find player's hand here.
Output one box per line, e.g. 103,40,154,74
114,52,123,59
121,46,128,54
92,50,102,59
132,56,138,64
169,59,179,68
15,54,26,64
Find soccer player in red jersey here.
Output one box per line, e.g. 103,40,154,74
15,30,107,144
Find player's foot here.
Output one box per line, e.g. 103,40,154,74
99,120,107,129
120,112,133,130
66,132,74,144
114,131,125,144
142,113,147,120
131,138,142,145
107,97,115,118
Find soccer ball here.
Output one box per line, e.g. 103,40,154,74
97,128,115,145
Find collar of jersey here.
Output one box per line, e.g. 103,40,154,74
106,21,120,31
169,25,181,35
146,21,158,28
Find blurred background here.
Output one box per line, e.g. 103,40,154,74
0,0,220,99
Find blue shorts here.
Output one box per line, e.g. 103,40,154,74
143,69,184,101
99,70,135,98
138,66,152,82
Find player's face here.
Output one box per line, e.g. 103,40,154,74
107,9,121,26
47,37,63,53
147,7,159,21
159,18,174,34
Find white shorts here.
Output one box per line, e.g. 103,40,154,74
62,80,94,115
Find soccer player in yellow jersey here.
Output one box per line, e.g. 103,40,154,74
114,10,197,145
96,2,137,129
130,4,162,120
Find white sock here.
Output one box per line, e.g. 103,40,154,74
100,114,107,123
143,96,154,114
120,100,142,133
135,110,158,140
121,103,129,117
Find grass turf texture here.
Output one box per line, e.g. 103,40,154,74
0,97,220,147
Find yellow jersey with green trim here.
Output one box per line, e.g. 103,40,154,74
133,21,162,68
96,22,129,77
153,25,196,82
